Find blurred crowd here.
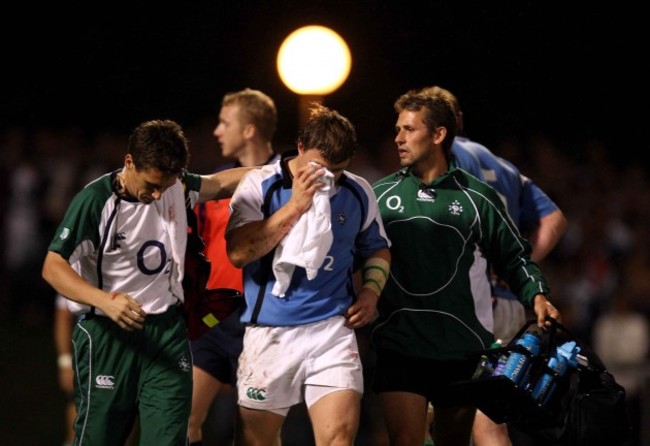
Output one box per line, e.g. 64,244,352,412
1,122,648,443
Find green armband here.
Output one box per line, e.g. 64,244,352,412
361,257,390,296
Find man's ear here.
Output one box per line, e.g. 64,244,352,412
243,123,256,140
432,127,448,146
297,141,305,155
124,154,135,169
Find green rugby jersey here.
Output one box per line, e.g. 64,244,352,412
371,167,550,360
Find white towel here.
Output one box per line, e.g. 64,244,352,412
271,165,335,297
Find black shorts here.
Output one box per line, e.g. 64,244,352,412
371,349,476,407
190,309,244,385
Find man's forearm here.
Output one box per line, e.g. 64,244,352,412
360,249,391,296
227,201,304,268
199,166,255,202
528,209,567,263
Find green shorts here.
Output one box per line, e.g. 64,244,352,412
72,305,192,445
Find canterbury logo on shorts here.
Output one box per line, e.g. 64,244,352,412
95,375,115,389
246,387,267,401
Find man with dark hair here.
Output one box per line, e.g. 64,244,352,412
371,92,560,446
422,85,567,446
42,119,249,445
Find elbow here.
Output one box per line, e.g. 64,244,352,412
226,239,248,269
556,212,569,238
41,265,51,285
228,251,247,269
41,255,55,286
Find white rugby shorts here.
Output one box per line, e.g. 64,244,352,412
237,316,363,416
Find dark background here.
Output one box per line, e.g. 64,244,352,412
1,2,648,445
2,1,646,163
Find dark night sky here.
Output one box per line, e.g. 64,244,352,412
2,1,646,163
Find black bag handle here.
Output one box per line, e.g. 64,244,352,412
543,316,607,373
511,317,607,373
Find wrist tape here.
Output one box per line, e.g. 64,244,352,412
361,257,390,296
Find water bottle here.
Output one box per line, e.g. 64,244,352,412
531,341,580,405
492,349,510,377
471,339,503,379
501,332,541,385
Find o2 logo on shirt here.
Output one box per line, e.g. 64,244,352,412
137,240,167,275
386,195,404,213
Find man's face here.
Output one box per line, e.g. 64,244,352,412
298,148,350,183
394,109,436,168
213,104,247,159
123,158,178,204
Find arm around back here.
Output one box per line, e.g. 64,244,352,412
197,166,256,203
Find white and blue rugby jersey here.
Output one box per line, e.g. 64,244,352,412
452,137,559,231
227,153,390,327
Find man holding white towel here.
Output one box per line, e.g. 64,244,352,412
226,104,391,446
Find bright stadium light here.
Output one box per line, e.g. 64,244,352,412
277,25,352,95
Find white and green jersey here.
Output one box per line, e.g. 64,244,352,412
47,170,202,316
371,166,550,360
